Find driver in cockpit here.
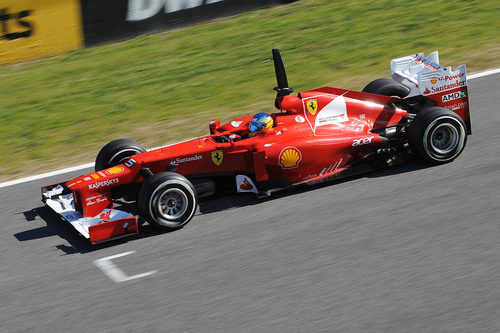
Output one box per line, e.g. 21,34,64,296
248,113,274,137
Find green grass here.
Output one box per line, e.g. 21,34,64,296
1,0,499,180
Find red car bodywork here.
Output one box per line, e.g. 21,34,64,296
41,50,470,243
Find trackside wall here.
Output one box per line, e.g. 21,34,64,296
0,0,84,64
0,0,294,64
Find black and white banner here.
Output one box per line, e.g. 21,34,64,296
80,0,295,45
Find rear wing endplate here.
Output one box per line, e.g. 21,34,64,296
390,52,471,133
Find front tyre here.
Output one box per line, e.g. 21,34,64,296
408,107,467,164
138,172,198,230
95,139,146,171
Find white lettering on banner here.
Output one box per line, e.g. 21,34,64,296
127,0,224,21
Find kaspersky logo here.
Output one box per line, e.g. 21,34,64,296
88,178,119,190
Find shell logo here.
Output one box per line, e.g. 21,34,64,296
107,166,124,175
278,147,302,169
430,77,438,84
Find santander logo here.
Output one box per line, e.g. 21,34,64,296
239,178,254,191
100,211,111,220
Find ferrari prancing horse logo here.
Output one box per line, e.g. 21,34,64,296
211,150,223,166
306,100,318,115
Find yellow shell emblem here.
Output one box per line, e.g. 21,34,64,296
306,100,318,115
107,166,124,175
279,147,302,169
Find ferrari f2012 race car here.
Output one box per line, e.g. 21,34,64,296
42,49,471,243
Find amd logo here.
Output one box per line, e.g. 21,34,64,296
127,0,224,21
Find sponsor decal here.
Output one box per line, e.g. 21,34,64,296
88,178,119,190
0,1,83,65
314,96,349,129
414,54,441,71
429,80,466,94
174,155,202,164
90,173,100,180
127,0,225,21
359,114,366,120
231,121,243,127
446,101,468,111
276,130,282,136
211,150,223,166
106,166,124,175
303,159,343,180
85,194,109,207
264,143,274,148
124,158,136,168
278,147,302,169
430,77,438,84
0,7,33,42
84,176,92,181
442,90,467,103
352,136,374,147
306,100,318,115
100,210,111,220
423,88,431,95
236,175,258,194
295,115,305,123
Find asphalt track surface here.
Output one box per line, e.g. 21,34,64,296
1,74,499,332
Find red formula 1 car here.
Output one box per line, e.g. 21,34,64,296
42,49,471,243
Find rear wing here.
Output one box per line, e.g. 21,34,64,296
391,52,471,134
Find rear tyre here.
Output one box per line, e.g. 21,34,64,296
407,107,467,164
95,139,146,171
138,172,198,230
362,78,410,98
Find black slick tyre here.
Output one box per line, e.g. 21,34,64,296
407,107,467,164
362,78,410,98
95,139,146,171
138,172,198,230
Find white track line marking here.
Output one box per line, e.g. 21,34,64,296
0,67,499,189
94,250,157,283
468,68,500,79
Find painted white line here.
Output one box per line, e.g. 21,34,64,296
0,67,499,189
0,139,195,189
94,250,157,283
468,68,500,79
0,162,95,189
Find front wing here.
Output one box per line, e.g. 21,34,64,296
41,183,138,243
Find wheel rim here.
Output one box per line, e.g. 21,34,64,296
429,123,459,154
157,188,188,220
109,148,142,166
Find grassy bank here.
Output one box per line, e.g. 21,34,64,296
1,0,499,180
